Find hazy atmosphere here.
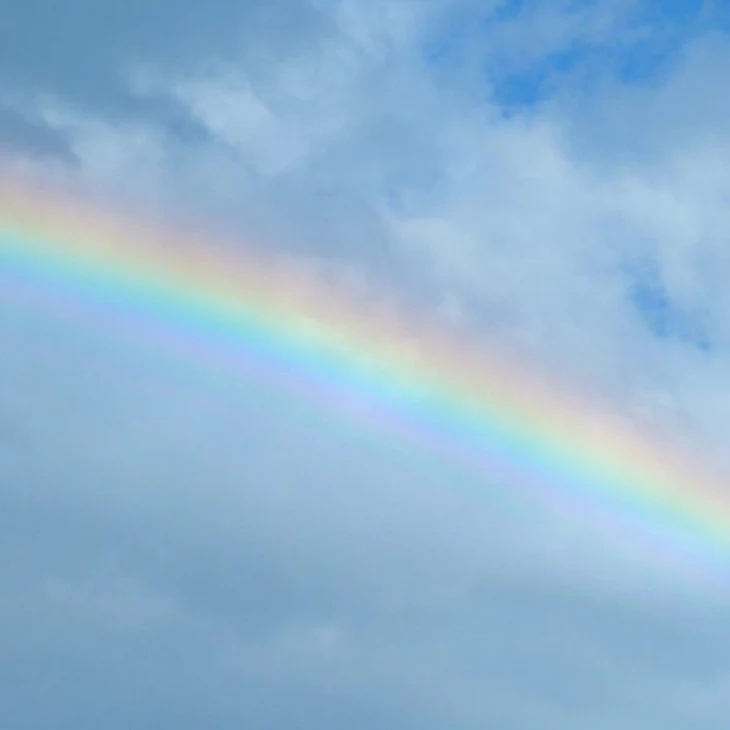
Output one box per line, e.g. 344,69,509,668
4,1,730,728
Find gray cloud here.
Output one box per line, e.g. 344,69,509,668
4,304,730,730
0,0,332,108
5,0,730,728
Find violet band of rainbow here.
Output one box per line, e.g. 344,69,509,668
2,175,730,579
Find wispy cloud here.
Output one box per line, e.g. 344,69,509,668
4,1,730,728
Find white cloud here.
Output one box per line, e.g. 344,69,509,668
5,1,730,728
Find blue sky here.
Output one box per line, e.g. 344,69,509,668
4,1,730,728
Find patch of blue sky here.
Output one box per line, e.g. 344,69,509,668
424,0,717,113
626,258,711,351
614,0,708,82
490,42,599,111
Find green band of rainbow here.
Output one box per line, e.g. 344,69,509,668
2,175,730,580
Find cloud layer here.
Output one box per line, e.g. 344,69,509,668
4,1,730,727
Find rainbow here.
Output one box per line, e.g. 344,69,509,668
2,174,730,580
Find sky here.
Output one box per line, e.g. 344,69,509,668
4,0,730,727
